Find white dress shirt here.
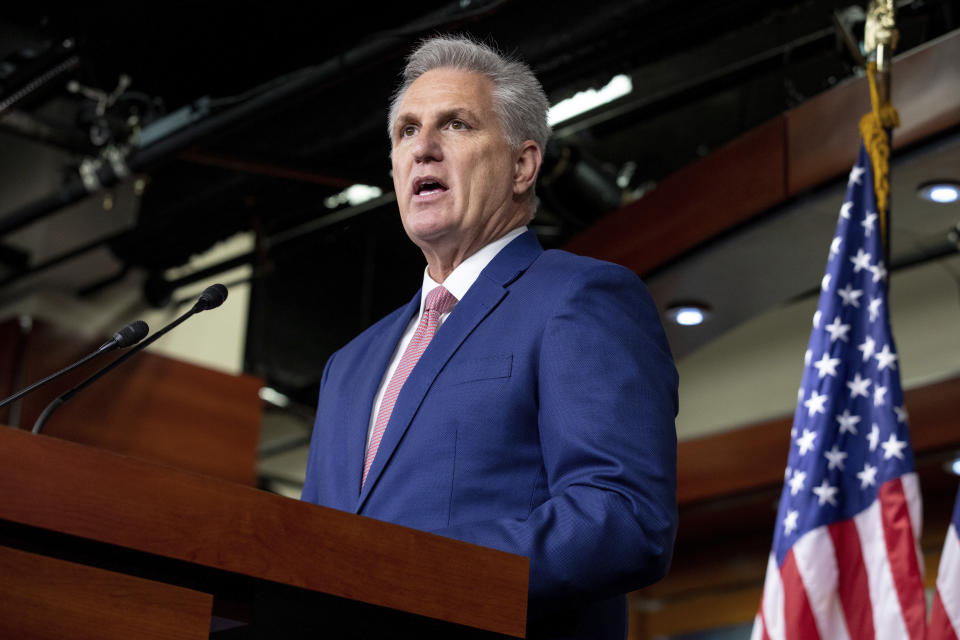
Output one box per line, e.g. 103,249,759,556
365,226,527,447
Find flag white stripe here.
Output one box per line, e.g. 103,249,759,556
901,473,926,581
760,552,786,640
938,523,960,634
750,614,764,640
793,527,851,640
854,498,909,640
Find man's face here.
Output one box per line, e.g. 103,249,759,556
390,68,523,260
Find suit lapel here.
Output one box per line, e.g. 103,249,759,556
356,231,543,510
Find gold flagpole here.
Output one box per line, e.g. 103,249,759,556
862,0,899,259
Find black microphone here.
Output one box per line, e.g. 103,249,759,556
31,284,228,434
0,320,149,411
100,320,150,351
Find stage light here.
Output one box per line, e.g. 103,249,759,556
917,181,960,204
258,386,291,408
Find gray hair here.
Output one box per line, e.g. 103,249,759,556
387,35,550,154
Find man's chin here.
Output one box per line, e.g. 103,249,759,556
404,219,457,247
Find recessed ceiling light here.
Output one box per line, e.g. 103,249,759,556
666,304,711,326
917,181,960,204
945,456,960,477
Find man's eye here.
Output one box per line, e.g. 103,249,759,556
449,119,467,130
400,125,417,137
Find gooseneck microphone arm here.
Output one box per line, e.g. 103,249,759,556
32,284,228,435
0,320,149,411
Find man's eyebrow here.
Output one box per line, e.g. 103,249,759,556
438,107,481,123
394,113,418,131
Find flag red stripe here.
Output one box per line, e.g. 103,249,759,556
930,590,960,640
780,550,821,640
878,478,926,640
828,519,875,638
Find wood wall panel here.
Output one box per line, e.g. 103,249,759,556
0,545,212,640
787,29,960,195
677,374,960,506
565,29,960,275
563,118,787,275
0,317,262,485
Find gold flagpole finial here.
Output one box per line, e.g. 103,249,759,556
865,0,899,73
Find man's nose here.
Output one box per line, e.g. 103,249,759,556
412,129,443,163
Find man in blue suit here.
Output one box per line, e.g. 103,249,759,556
302,35,678,639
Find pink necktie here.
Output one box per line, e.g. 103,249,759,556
362,286,458,488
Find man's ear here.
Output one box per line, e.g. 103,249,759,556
513,141,542,197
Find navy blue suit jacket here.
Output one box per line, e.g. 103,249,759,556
302,231,678,638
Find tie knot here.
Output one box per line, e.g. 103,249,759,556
425,286,457,315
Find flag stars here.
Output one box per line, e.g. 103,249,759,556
858,336,876,362
797,428,818,455
862,212,878,237
840,201,854,219
874,384,888,407
881,433,908,460
822,274,832,292
868,424,880,452
804,391,829,417
847,373,871,399
789,470,807,496
784,510,800,534
813,479,839,506
826,316,852,343
813,353,841,378
848,166,865,187
868,298,883,322
836,409,861,435
824,445,848,471
812,310,822,329
894,406,908,423
857,463,878,489
874,344,898,371
804,349,812,366
837,283,864,308
850,248,872,273
869,261,887,283
830,236,843,259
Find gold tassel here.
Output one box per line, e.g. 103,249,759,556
858,62,899,246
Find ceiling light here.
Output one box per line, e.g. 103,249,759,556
917,181,960,204
548,74,633,127
945,456,960,477
666,304,711,326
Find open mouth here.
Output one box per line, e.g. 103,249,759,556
413,177,449,197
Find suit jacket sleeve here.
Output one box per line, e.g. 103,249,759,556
431,261,679,603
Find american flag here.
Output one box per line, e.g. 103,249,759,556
929,487,960,639
752,144,926,640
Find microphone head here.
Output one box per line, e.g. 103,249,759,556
193,283,228,312
114,320,150,348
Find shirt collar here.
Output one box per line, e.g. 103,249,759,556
419,226,527,312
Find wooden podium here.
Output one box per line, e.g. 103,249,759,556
0,427,528,639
